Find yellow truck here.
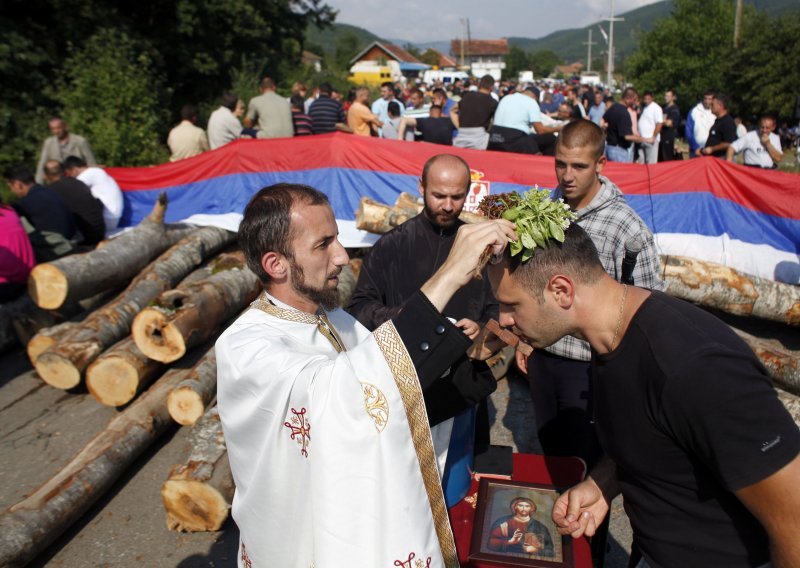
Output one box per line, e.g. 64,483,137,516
348,62,393,87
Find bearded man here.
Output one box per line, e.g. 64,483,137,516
216,182,515,567
348,154,499,507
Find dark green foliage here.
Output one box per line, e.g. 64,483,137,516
503,46,562,80
627,0,800,121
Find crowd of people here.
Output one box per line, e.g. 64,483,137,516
1,117,124,302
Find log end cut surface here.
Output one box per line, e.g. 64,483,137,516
27,335,57,366
86,357,140,407
161,480,230,532
133,308,187,363
28,263,69,310
35,352,82,389
167,387,205,426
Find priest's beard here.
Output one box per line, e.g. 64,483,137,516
423,202,459,229
290,260,340,311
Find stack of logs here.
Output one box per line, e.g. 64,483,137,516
1,191,797,565
0,194,367,567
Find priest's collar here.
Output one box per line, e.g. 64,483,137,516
421,211,461,236
251,292,345,352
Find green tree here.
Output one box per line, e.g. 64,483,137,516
419,49,442,67
626,0,744,112
56,29,168,166
529,49,562,78
334,32,362,70
726,10,800,120
504,45,531,80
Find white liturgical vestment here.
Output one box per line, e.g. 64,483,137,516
215,292,459,568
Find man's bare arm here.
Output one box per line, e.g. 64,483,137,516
735,452,800,568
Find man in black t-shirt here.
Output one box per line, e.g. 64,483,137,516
453,75,498,150
43,159,105,245
697,92,737,158
484,221,800,568
659,89,682,161
603,87,653,163
399,105,454,146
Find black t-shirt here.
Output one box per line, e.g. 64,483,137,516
604,103,633,148
48,177,105,245
706,114,737,157
12,184,76,239
457,91,498,129
661,103,681,139
416,117,455,146
593,291,800,567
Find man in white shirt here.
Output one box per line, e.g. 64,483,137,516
371,81,405,131
489,86,562,156
63,156,124,233
687,91,716,155
726,115,783,169
637,91,664,164
207,92,244,149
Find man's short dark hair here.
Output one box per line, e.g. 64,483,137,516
387,101,401,117
642,91,654,98
622,87,638,100
180,105,198,121
556,119,606,160
239,183,330,284
432,87,447,98
221,91,239,111
260,77,277,91
318,82,333,96
44,160,64,177
4,164,35,184
704,90,716,98
63,156,87,170
524,85,540,99
290,94,305,112
507,223,605,303
604,95,614,103
381,81,394,90
713,93,730,110
479,74,495,90
760,113,777,124
420,154,470,192
666,89,677,98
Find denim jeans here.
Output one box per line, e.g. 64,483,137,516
605,143,632,163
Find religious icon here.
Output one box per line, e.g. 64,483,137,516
470,478,573,567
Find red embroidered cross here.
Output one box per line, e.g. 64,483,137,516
394,552,432,568
284,407,311,458
241,542,253,568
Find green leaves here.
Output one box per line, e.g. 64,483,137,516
484,188,577,262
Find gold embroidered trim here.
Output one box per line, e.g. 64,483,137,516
374,321,458,568
251,293,347,353
360,382,389,433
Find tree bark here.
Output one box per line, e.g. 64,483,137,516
34,226,235,389
777,389,800,430
661,255,800,326
85,336,165,407
161,405,234,532
0,345,215,568
731,327,800,397
336,258,362,308
354,195,497,235
27,194,195,310
167,348,218,427
131,251,260,363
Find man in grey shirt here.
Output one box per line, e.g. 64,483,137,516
36,117,96,184
244,77,293,139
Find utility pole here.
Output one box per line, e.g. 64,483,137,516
583,29,597,72
733,0,743,48
460,18,466,68
605,0,624,88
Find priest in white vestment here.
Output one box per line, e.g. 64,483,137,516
216,183,516,568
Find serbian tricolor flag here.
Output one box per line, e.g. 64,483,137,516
107,133,800,284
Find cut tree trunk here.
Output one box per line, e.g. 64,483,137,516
161,405,234,532
337,258,362,308
661,255,800,326
27,194,196,310
0,345,215,568
777,389,800,430
354,195,492,235
132,252,260,363
34,226,235,390
85,336,165,406
167,348,218,427
731,327,800,397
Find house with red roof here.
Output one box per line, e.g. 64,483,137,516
449,39,508,80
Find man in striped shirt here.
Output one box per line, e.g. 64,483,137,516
308,82,350,134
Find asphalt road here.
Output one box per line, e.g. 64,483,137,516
1,347,632,567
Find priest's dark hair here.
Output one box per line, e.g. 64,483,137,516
506,223,605,303
239,183,330,283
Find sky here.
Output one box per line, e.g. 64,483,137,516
325,0,663,44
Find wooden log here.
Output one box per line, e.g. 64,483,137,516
34,226,235,389
731,326,800,397
336,258,362,308
167,348,218,426
777,389,800,430
661,255,800,326
0,345,214,567
132,252,260,363
85,336,165,406
354,196,493,235
161,405,233,532
27,194,195,310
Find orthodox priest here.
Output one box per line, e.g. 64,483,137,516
215,183,516,567
347,153,498,507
